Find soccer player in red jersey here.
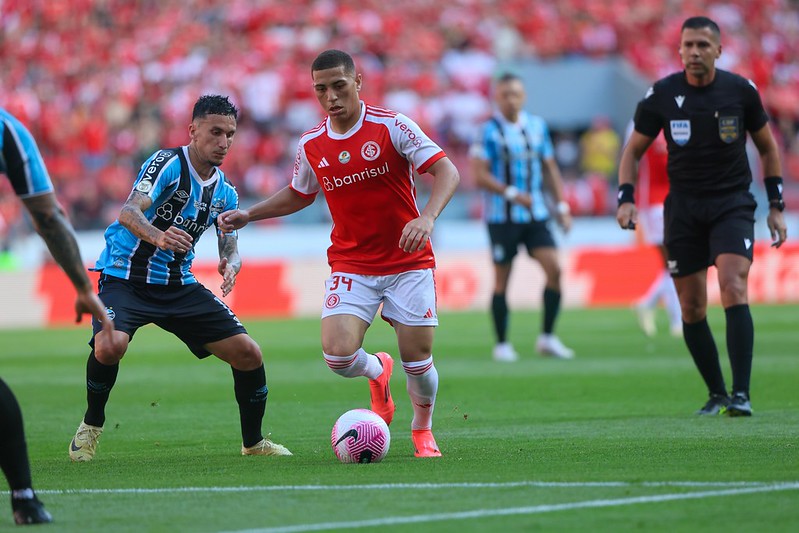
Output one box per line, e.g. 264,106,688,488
628,129,682,338
219,50,460,457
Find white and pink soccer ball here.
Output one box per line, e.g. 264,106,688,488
331,408,390,463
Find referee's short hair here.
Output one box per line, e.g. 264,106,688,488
192,95,239,121
681,16,721,40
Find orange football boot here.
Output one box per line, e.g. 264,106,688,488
369,352,395,425
412,429,442,457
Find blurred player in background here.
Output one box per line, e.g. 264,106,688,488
626,127,682,338
1,107,115,525
470,73,574,362
617,16,787,417
68,95,291,462
219,49,460,458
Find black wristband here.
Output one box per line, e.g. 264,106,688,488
764,176,783,202
617,183,635,206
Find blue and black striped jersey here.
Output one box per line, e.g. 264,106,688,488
470,111,555,223
0,107,55,198
93,146,239,285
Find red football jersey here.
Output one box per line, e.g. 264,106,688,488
637,131,670,207
291,102,446,275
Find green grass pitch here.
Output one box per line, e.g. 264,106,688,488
1,305,797,531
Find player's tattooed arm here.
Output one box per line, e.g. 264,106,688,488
22,192,93,291
218,232,241,274
217,232,241,296
119,191,192,252
22,192,116,330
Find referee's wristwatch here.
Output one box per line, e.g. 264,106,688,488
769,199,785,212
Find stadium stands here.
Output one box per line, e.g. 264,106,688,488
1,0,797,234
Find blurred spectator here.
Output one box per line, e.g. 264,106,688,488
579,115,621,181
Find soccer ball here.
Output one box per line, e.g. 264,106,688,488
331,408,390,463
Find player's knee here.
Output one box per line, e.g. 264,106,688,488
234,338,263,369
546,266,562,285
321,333,361,357
718,274,748,304
94,335,127,365
679,298,705,322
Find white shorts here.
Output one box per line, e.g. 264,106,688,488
321,269,438,327
639,204,665,246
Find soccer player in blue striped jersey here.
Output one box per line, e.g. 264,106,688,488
470,73,574,362
2,107,116,524
69,95,291,461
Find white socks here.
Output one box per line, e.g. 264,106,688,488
323,348,383,379
402,356,438,430
324,350,439,430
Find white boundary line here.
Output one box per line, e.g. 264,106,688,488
22,480,791,495
224,483,799,533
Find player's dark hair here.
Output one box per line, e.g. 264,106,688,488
311,49,355,75
682,16,721,39
495,72,522,84
192,94,239,121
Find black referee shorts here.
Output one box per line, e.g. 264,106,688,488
664,189,756,277
90,274,248,358
487,221,557,265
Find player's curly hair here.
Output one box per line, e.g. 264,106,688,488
311,49,355,76
192,94,239,121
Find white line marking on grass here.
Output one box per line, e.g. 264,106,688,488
224,483,799,533
27,480,786,495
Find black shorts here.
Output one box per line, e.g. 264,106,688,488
487,221,556,264
91,274,248,358
664,189,756,277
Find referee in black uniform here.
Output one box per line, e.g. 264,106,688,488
616,16,788,417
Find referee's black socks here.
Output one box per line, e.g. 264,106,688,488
683,318,727,396
725,304,754,396
232,365,268,448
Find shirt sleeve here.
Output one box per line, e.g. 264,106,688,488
132,150,181,202
742,79,769,133
289,142,321,196
388,112,445,173
215,181,239,236
468,122,491,160
540,120,555,160
633,87,663,138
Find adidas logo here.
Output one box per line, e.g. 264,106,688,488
423,308,434,319
744,238,752,250
317,157,330,168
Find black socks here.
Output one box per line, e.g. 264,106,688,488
543,288,561,334
725,304,754,395
232,365,268,448
84,351,119,427
0,378,32,491
491,293,509,343
683,318,727,396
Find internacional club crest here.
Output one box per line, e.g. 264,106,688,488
361,141,380,161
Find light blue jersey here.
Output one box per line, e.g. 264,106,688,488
94,146,238,285
0,108,55,198
471,111,554,223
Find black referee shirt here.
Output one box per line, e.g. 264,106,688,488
633,69,769,195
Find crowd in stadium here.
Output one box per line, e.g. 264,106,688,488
1,0,797,237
